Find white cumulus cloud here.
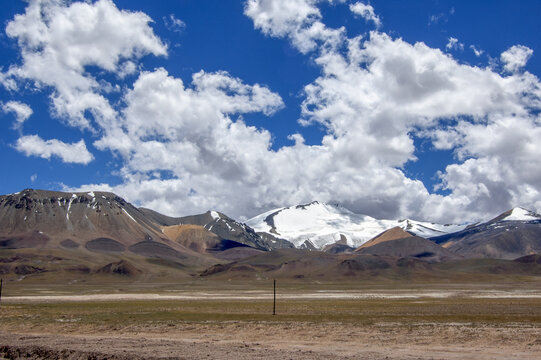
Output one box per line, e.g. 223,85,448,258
1,101,33,129
2,0,167,130
501,44,533,73
445,37,464,51
244,0,344,53
15,135,94,164
349,2,381,28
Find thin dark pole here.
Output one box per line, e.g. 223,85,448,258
0,278,3,307
273,279,276,315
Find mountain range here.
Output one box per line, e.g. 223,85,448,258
2,188,541,282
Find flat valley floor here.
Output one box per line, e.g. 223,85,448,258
1,283,541,359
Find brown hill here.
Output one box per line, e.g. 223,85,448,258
356,227,459,263
357,227,413,249
95,260,141,276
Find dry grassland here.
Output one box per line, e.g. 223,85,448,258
1,283,541,359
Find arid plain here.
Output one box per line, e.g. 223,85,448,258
2,279,541,359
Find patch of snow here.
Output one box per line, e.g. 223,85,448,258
502,207,540,222
66,194,77,222
87,191,95,198
398,219,466,238
24,216,27,221
121,208,137,223
210,210,220,220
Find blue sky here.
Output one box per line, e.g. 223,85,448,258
1,0,540,223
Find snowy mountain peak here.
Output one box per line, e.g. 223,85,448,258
246,202,467,249
502,207,541,222
209,210,221,220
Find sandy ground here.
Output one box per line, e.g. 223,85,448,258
1,322,541,359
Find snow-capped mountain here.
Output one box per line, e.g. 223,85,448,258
498,207,541,222
431,207,541,259
246,201,467,249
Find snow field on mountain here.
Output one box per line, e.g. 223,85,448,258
247,202,468,249
502,208,541,222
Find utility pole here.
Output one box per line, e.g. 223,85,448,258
273,279,276,315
